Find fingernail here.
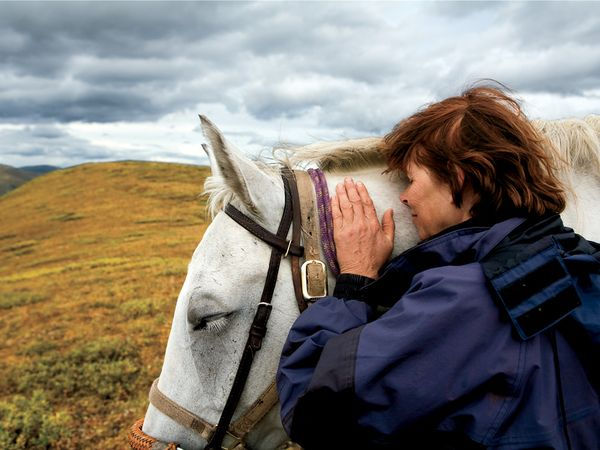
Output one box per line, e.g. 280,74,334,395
357,181,363,187
345,176,353,183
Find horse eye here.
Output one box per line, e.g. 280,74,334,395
189,311,232,332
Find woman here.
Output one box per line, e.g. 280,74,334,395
276,86,600,449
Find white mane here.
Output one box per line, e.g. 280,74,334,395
584,114,600,139
202,116,600,220
532,116,600,174
202,137,385,219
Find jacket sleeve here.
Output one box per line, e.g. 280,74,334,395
276,264,519,448
330,273,377,303
275,274,376,441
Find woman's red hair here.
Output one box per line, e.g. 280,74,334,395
383,85,566,220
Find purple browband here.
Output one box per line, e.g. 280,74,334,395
307,168,340,276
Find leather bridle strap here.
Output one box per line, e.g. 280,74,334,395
296,170,328,301
206,168,300,449
288,169,308,312
224,204,304,257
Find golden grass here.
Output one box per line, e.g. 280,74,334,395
0,161,211,449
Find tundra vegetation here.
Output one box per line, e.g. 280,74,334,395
0,161,210,448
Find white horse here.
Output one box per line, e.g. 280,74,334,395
138,115,600,449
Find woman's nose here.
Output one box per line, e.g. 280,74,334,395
399,190,409,206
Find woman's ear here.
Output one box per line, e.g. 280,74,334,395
447,163,468,208
455,165,466,188
456,166,480,214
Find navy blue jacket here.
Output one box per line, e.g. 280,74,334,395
276,215,600,449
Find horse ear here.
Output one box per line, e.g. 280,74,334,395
199,115,278,220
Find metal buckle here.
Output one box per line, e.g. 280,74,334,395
221,429,244,450
301,260,328,299
283,239,292,258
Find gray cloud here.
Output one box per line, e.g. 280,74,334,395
0,122,210,168
0,2,256,123
0,2,599,167
0,124,114,165
2,2,599,124
507,2,600,49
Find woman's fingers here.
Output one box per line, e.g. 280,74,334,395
344,177,365,217
333,178,375,229
336,180,354,223
356,181,377,223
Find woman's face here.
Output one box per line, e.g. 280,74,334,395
400,163,473,240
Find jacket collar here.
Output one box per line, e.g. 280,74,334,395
369,216,527,305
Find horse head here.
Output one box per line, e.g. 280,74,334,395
137,116,306,449
135,115,418,449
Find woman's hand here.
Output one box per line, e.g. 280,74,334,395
331,177,395,279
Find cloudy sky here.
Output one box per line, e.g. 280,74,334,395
1,1,599,168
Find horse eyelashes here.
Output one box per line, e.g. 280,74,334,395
205,318,228,333
193,312,232,333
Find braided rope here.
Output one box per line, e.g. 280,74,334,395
307,168,339,276
129,418,177,450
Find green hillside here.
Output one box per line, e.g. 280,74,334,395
0,161,211,449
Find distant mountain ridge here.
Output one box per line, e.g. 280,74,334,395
0,164,61,196
19,165,60,175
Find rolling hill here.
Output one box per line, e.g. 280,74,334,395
0,161,211,449
0,164,61,196
0,164,38,196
